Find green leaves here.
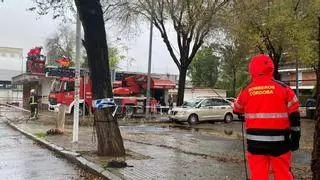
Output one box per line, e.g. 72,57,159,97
108,47,121,68
229,0,319,67
188,46,219,88
81,47,122,69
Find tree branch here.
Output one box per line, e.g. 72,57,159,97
293,0,301,13
188,39,204,66
153,19,181,69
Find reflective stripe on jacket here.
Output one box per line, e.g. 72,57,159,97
29,96,38,105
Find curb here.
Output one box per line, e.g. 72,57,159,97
4,120,122,180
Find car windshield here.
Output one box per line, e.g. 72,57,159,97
63,81,75,92
50,79,62,93
182,98,203,107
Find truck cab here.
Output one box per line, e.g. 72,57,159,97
48,76,92,116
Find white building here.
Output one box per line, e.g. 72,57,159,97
0,47,23,105
0,47,24,72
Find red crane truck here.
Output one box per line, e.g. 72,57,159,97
47,68,174,116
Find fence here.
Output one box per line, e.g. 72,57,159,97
0,97,23,107
114,104,172,118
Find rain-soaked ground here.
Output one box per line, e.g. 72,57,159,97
0,105,313,179
0,120,102,180
120,120,313,165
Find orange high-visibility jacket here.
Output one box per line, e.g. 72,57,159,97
233,55,300,156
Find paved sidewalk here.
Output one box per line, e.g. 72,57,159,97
13,123,247,179
0,105,312,179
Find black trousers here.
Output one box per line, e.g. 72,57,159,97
30,104,38,118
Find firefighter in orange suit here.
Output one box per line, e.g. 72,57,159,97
150,98,157,114
233,54,301,180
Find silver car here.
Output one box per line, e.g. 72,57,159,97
169,97,234,124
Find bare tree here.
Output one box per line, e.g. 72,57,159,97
120,0,230,105
101,0,129,22
29,0,128,23
45,24,75,65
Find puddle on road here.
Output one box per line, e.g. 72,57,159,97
120,123,239,141
121,123,206,133
121,125,171,133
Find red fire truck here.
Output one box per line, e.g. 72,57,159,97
47,68,176,116
112,73,176,115
47,67,92,116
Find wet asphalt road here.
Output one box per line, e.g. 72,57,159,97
0,121,95,180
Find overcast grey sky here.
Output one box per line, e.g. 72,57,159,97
0,0,179,74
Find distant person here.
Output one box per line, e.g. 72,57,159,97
156,100,161,114
159,96,167,114
28,89,39,120
168,95,173,110
233,54,300,180
150,98,157,114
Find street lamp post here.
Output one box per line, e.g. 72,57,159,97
295,58,299,97
145,0,155,117
73,13,81,143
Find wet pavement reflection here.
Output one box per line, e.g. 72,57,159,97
0,105,313,179
0,121,101,180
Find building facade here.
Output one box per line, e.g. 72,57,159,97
0,47,23,105
279,63,317,105
0,47,23,72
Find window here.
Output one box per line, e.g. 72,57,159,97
200,99,215,107
0,81,12,89
182,98,202,107
211,99,230,106
298,72,302,86
51,80,62,93
219,99,230,105
64,81,75,92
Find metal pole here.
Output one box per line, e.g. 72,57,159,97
82,73,86,121
21,54,23,74
295,58,299,97
73,13,81,143
145,0,155,117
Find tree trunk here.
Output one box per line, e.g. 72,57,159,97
311,16,320,180
177,67,187,106
75,0,125,156
312,68,320,180
56,104,66,132
272,56,281,80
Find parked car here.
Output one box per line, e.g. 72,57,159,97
306,98,316,119
169,97,234,124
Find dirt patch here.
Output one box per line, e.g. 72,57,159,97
292,165,312,180
77,169,104,180
79,149,152,169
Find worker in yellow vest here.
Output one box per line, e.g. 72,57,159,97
29,89,39,120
